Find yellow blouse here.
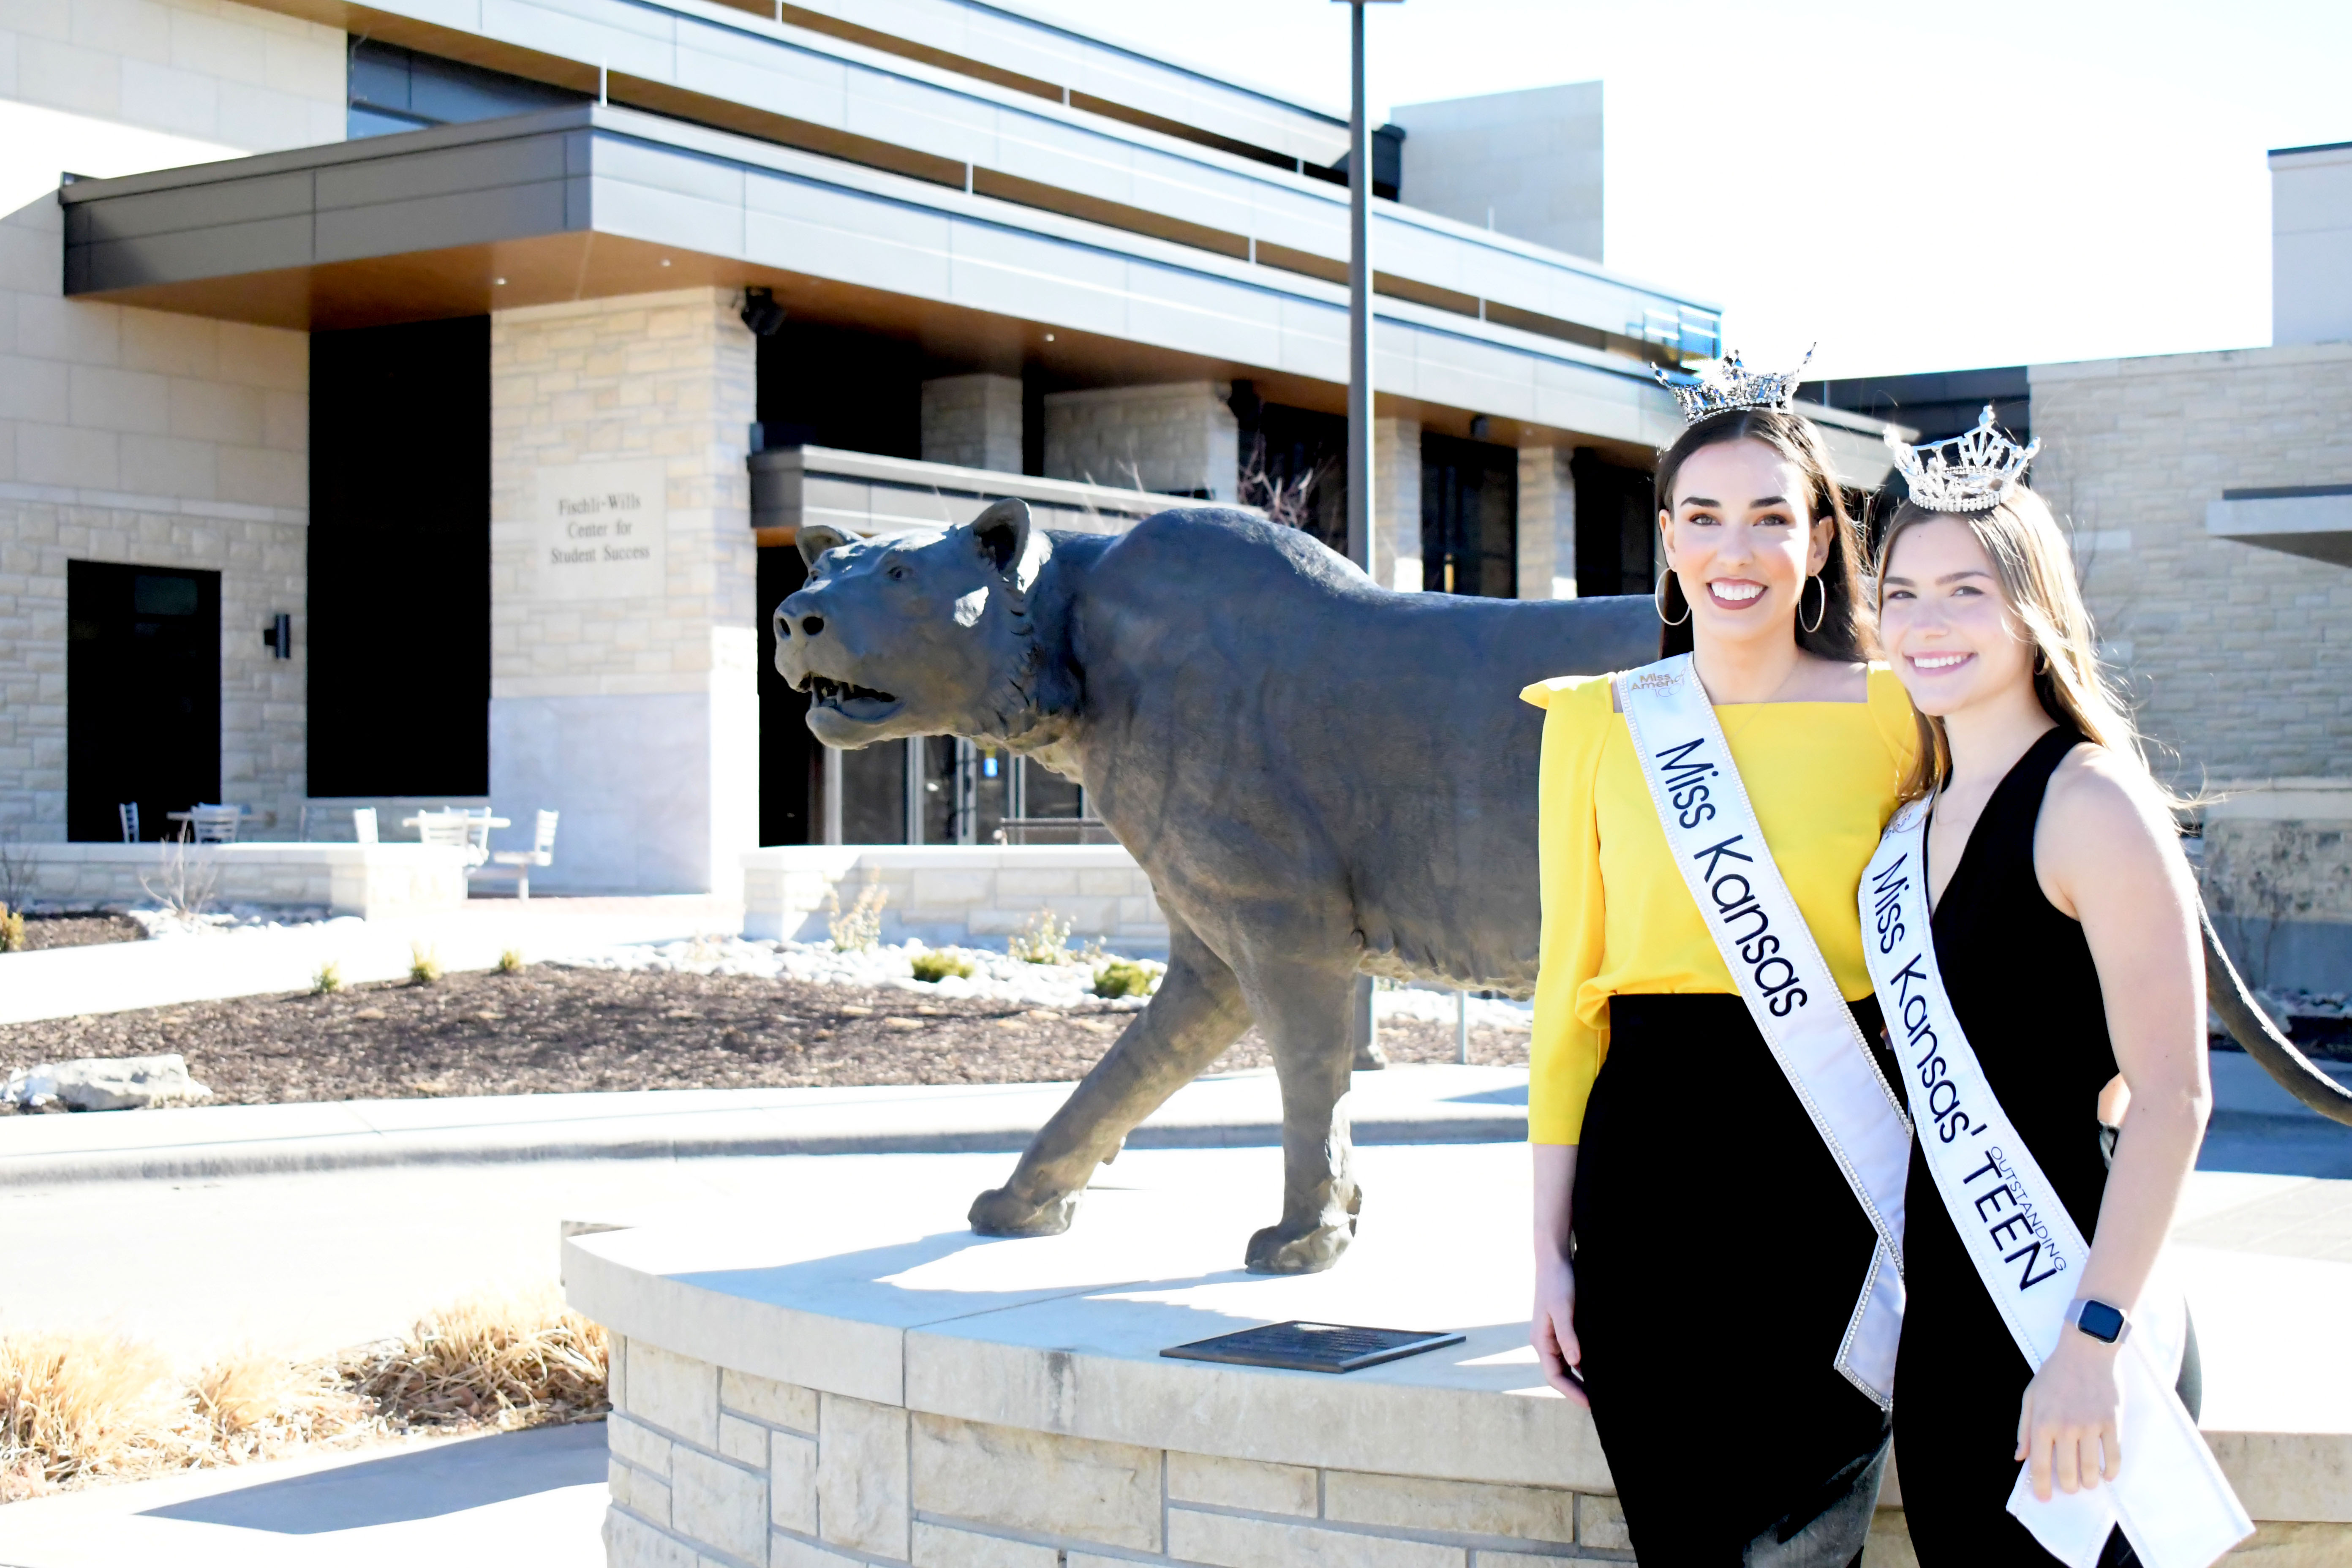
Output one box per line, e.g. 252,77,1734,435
1520,667,1919,1144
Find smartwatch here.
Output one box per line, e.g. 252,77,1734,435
2066,1297,2131,1345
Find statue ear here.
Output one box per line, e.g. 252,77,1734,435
798,524,849,569
970,498,1031,576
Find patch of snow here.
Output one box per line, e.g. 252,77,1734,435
552,937,1165,1010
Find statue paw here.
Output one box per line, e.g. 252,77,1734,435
969,1184,1081,1237
1243,1217,1356,1275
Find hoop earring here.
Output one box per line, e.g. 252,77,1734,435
1655,569,1690,626
1799,574,1827,635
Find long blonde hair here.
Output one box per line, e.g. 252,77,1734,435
1873,486,2169,806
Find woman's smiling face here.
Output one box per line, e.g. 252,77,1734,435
1658,438,1831,651
1878,513,2034,717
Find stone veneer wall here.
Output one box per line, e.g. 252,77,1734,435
920,374,1023,473
742,845,1168,953
1373,414,1422,591
1044,383,1238,503
0,0,344,841
2028,343,2352,788
488,288,759,896
602,1334,1639,1568
1516,446,1575,601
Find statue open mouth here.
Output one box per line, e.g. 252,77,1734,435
805,674,900,720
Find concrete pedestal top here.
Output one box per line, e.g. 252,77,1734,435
564,1144,2352,1566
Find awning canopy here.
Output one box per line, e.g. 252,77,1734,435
2207,487,2352,568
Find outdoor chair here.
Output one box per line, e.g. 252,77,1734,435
187,805,242,844
411,811,486,866
470,810,559,900
117,802,139,843
352,807,378,845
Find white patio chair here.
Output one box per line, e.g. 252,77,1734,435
352,807,379,845
412,811,485,866
188,804,242,844
118,802,139,843
470,810,558,901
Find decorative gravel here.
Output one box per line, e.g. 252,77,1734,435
0,939,1530,1110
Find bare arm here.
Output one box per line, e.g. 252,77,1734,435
2015,746,2211,1497
1530,1141,1587,1405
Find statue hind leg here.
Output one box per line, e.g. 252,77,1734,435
969,912,1252,1237
1236,959,1363,1275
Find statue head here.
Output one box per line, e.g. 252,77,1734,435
774,498,1059,749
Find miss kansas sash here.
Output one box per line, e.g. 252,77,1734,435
1619,655,1911,1407
1862,801,2251,1568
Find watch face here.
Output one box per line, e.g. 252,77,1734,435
2077,1300,2125,1343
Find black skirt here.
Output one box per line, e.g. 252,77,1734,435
1573,993,1897,1565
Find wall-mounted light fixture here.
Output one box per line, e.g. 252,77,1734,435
262,613,291,659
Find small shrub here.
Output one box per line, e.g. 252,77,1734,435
312,961,343,995
827,881,887,953
1009,909,1073,965
348,1282,608,1429
910,948,975,983
1093,959,1161,999
496,947,525,975
408,944,443,985
0,904,23,954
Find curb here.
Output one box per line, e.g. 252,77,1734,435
0,1112,1530,1188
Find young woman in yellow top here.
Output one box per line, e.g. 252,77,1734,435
1523,402,1917,1562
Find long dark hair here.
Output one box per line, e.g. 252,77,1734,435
1651,408,1874,663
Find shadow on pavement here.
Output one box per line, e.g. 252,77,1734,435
141,1421,607,1534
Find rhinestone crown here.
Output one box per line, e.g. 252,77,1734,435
1654,347,1813,425
1883,405,2042,513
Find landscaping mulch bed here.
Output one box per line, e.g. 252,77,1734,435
0,964,1529,1109
10,914,145,953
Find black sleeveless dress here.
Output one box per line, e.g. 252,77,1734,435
1893,727,2199,1567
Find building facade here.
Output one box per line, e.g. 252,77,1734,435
1,0,1903,895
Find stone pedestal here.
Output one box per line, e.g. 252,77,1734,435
1516,446,1576,601
566,1144,2352,1568
488,289,759,897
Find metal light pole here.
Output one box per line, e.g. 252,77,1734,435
1337,0,1399,1070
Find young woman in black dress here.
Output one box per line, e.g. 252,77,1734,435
1875,469,2214,1566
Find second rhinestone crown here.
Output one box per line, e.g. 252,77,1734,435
1884,405,2042,513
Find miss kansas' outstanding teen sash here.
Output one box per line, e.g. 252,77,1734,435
1619,655,1911,1407
1862,802,2252,1568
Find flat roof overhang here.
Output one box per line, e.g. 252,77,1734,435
59,105,1889,471
2208,487,2352,569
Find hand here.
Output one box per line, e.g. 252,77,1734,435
2017,1330,2122,1500
1531,1249,1588,1406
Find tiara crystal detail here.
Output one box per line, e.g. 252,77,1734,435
1654,347,1814,425
1883,405,2042,513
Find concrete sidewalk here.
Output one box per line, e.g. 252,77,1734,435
0,1064,1534,1187
0,1424,607,1568
0,895,739,1026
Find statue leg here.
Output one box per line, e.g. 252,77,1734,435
969,912,1252,1238
1239,962,1362,1276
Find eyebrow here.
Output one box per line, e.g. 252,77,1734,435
1677,495,1790,509
1883,568,1996,586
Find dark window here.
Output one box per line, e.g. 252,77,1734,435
1571,448,1656,598
754,321,923,458
309,317,490,797
66,562,220,842
758,548,819,845
1421,434,1517,597
839,742,908,845
346,39,586,139
1233,387,1348,556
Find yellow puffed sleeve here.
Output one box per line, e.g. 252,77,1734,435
1865,664,1925,787
1520,674,1615,1145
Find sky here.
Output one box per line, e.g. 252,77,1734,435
1024,0,2352,380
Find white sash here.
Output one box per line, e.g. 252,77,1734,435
1620,655,1911,1408
1862,801,2252,1568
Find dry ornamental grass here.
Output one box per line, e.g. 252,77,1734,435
0,1283,607,1502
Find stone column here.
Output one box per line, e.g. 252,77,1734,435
920,374,1023,472
488,288,759,897
1516,446,1576,600
1043,382,1238,501
1372,415,1422,591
